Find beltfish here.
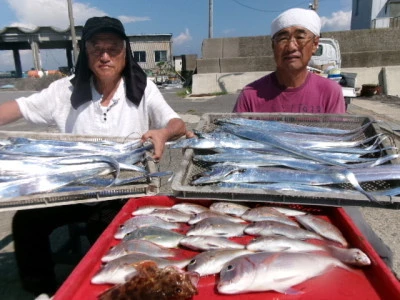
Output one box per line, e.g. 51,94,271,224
295,214,348,247
101,240,179,262
187,249,253,276
217,251,352,294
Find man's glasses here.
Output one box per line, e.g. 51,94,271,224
272,34,315,47
86,42,125,57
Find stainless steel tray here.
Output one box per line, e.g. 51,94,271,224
171,113,400,208
0,131,160,212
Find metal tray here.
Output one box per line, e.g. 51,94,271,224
171,113,400,208
0,131,160,212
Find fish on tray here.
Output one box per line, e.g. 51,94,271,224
217,251,353,295
98,260,199,300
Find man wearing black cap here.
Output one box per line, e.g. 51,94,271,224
0,16,186,296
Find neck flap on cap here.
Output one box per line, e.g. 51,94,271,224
70,17,147,109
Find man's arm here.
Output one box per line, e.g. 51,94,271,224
141,118,186,160
0,100,23,126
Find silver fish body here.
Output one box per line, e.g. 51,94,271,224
179,236,245,251
101,239,178,262
186,217,247,237
209,201,250,217
244,221,323,241
217,251,352,294
295,214,348,247
187,249,253,276
241,207,299,227
246,236,326,252
122,226,185,248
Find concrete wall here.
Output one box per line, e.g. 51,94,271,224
193,28,400,96
192,66,400,97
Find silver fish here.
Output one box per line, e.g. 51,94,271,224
179,236,245,251
295,214,348,247
132,205,171,215
91,253,190,285
217,251,352,294
209,201,250,217
148,208,191,223
171,203,209,214
326,245,371,266
114,215,182,239
246,236,326,253
101,240,178,262
188,211,245,225
244,221,323,241
187,249,253,276
122,226,185,248
186,217,247,237
241,207,299,227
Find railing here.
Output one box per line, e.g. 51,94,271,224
371,16,400,29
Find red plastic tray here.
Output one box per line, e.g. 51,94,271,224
54,195,400,300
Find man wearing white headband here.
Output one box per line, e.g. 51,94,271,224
233,7,344,113
233,8,393,268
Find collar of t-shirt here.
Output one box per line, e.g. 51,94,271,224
90,77,124,112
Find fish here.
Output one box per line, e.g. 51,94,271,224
171,202,209,214
132,205,171,215
246,236,326,253
101,240,178,262
209,201,250,217
98,261,199,300
114,215,183,239
122,226,185,248
147,208,191,223
91,253,191,285
244,221,323,241
241,207,300,227
217,251,352,294
188,211,245,225
186,249,253,276
186,217,247,237
295,214,348,247
179,236,245,251
326,245,371,267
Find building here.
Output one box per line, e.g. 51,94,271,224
129,34,172,73
351,0,400,29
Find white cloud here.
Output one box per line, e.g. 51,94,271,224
321,10,352,32
173,28,192,46
118,16,151,24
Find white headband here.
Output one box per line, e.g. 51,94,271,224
271,8,321,37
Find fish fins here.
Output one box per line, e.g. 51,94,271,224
274,287,303,295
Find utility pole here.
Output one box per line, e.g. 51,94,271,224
209,0,213,38
67,0,78,66
310,0,319,12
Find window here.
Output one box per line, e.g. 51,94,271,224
155,50,167,62
133,51,146,62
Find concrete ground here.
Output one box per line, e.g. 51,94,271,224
0,88,399,299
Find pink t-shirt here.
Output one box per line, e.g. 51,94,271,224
233,72,345,114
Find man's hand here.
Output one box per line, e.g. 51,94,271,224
141,118,186,160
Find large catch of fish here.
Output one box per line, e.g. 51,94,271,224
0,136,171,200
90,200,372,298
170,117,400,203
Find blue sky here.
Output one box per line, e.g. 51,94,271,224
0,0,352,72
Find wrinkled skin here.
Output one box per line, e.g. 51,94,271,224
98,261,199,300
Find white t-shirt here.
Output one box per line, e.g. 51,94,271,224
16,76,180,138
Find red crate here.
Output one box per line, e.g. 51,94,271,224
54,195,400,300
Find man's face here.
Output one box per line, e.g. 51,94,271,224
272,26,319,73
86,33,126,81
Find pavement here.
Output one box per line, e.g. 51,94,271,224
0,88,399,299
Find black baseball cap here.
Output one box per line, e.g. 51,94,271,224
82,16,127,41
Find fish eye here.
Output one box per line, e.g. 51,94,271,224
189,259,196,265
176,287,182,294
226,264,234,271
